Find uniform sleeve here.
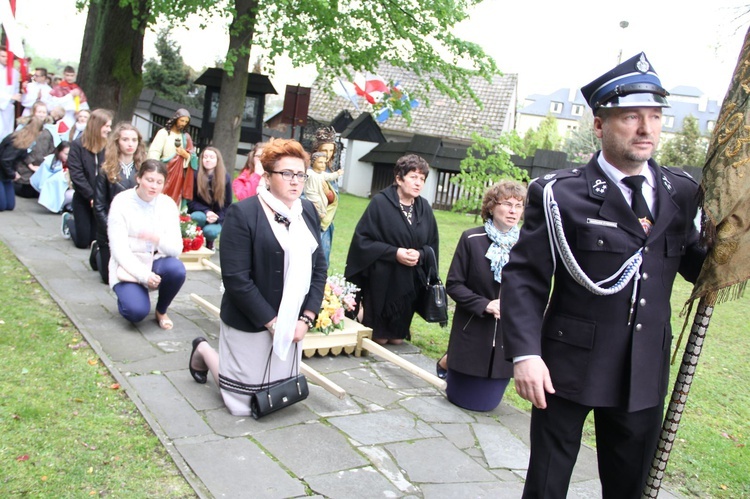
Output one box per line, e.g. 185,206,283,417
500,180,555,359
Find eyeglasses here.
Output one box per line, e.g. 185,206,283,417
499,201,524,210
270,170,308,182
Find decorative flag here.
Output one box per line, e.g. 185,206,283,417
0,0,25,85
375,82,419,123
333,72,388,105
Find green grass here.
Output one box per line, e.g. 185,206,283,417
331,192,749,497
0,244,193,497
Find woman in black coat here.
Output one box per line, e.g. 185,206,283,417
345,154,439,345
93,123,145,284
64,109,112,250
439,180,526,411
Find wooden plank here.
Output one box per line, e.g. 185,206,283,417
200,258,222,275
190,293,219,317
360,338,447,390
300,363,346,399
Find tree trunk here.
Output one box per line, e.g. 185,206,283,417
212,0,258,169
77,0,148,123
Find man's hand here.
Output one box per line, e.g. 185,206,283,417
514,357,555,409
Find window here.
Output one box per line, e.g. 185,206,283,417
571,104,584,116
550,101,563,114
663,116,675,128
707,120,715,132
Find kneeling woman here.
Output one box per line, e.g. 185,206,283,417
188,139,327,416
186,146,232,250
107,160,186,329
441,180,526,411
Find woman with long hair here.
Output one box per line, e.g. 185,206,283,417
10,114,56,198
63,108,113,251
108,160,186,329
232,142,265,200
186,146,232,250
93,123,146,284
187,139,327,416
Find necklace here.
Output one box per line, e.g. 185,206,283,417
399,201,414,225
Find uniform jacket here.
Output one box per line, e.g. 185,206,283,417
446,227,514,379
219,195,327,332
501,153,705,411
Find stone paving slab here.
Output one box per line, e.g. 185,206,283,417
0,198,687,499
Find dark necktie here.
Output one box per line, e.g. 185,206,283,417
622,175,654,234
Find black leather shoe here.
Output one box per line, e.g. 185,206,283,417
436,353,448,380
189,337,209,384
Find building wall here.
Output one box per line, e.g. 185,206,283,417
341,139,377,197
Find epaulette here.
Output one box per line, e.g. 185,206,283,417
530,167,584,187
661,165,699,186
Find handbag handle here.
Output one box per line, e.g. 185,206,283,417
259,343,300,390
422,245,439,284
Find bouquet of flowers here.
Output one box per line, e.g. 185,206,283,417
180,214,204,252
311,274,360,335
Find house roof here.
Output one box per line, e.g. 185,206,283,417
307,62,518,143
360,134,467,172
195,68,278,95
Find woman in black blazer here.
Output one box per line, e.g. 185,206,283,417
187,139,327,417
439,180,527,411
63,108,112,250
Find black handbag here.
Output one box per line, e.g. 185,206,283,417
415,245,448,327
250,344,309,419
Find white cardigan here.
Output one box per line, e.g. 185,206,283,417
107,188,183,289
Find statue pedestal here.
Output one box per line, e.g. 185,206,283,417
304,318,372,358
178,246,215,271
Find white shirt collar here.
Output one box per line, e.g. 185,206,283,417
597,153,656,189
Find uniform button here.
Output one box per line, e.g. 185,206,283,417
635,324,643,331
597,239,604,247
557,330,563,337
639,298,647,306
642,272,649,280
643,246,650,254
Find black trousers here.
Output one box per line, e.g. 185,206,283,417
70,192,96,249
523,393,663,499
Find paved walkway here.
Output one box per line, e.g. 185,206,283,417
2,197,682,498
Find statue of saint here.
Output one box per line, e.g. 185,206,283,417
147,109,197,206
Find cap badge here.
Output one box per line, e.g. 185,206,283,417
662,174,673,192
592,179,608,195
544,173,557,180
636,54,650,73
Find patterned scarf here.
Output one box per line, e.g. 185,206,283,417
484,219,519,283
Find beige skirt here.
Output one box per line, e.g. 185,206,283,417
218,320,303,417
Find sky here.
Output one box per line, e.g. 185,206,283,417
12,0,750,103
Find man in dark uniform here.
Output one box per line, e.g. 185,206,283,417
501,52,706,498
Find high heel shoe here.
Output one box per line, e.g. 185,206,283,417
436,353,448,380
189,337,209,384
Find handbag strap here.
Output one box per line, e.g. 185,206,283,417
422,245,439,284
260,343,300,389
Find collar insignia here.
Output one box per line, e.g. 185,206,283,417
592,178,608,196
661,174,673,193
544,173,556,180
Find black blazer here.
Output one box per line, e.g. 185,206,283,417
501,154,706,411
219,196,328,332
94,168,137,242
67,138,105,202
446,227,514,379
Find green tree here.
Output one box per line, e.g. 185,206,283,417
518,115,563,157
451,131,529,221
142,29,203,109
77,0,499,167
657,115,708,167
563,111,600,163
